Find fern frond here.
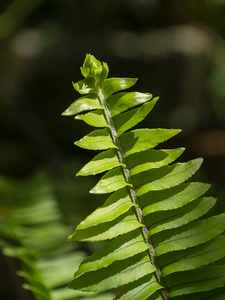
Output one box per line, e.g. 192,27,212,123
64,54,225,299
0,172,114,300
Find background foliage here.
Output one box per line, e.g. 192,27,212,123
1,1,225,299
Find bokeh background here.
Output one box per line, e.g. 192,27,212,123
1,0,225,299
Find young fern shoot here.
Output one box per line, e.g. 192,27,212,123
63,54,225,300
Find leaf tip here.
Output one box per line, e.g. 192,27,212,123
89,187,96,194
198,157,204,164
153,96,160,102
61,110,67,116
67,234,73,242
61,107,72,116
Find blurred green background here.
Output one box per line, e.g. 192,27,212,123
1,0,225,299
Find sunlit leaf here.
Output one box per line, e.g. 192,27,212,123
62,54,225,299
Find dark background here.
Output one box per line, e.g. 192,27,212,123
1,0,225,299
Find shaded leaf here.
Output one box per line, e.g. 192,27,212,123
115,274,162,300
69,253,156,292
162,236,225,276
156,214,225,255
167,265,225,297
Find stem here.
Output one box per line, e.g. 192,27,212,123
96,81,169,300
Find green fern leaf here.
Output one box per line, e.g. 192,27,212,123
62,94,103,116
0,173,114,300
77,149,125,176
63,54,225,299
